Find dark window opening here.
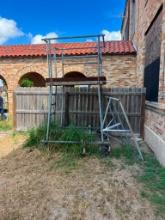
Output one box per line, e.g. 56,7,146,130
63,72,87,88
144,7,162,101
64,72,86,79
19,72,46,87
144,58,160,102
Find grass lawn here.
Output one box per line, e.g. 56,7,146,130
0,129,165,220
0,119,12,131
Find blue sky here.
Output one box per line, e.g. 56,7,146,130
0,0,125,45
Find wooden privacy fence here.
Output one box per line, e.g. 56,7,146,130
14,87,146,135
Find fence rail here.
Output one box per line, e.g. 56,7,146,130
14,87,146,135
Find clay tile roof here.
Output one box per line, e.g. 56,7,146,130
0,41,136,58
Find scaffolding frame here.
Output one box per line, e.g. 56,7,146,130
41,34,144,160
42,34,107,145
102,97,143,160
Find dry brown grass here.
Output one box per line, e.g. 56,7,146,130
0,135,163,220
0,132,26,158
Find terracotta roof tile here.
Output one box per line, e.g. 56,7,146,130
0,41,136,58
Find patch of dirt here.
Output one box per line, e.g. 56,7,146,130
0,133,26,158
0,145,163,220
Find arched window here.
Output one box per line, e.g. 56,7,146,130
63,71,88,88
64,71,86,79
19,72,46,87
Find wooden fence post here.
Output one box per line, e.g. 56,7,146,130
140,93,146,138
13,92,17,130
62,92,69,126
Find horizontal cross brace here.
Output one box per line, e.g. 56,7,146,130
41,140,110,145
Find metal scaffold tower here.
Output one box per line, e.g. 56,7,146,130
42,34,143,160
42,34,107,146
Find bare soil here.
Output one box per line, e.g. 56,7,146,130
0,134,163,220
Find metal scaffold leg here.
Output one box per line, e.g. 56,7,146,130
45,41,53,143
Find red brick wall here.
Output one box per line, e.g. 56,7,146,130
145,103,165,140
122,0,165,102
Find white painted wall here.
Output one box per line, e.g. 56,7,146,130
144,125,165,166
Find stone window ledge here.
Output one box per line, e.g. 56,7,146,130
145,101,165,115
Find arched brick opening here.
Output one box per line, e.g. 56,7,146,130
0,75,7,88
19,72,46,87
63,71,88,88
0,75,8,114
64,71,86,79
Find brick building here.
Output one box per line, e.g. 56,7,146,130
122,0,165,102
122,0,165,165
0,41,136,115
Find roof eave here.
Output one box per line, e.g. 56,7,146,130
0,52,137,59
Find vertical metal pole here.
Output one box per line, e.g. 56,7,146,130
53,48,57,122
46,40,53,142
61,49,65,126
97,36,104,143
